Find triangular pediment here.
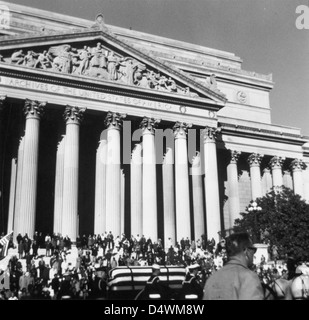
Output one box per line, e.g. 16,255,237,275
0,28,227,104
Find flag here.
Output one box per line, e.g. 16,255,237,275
0,231,13,258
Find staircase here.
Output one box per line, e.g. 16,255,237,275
0,246,79,272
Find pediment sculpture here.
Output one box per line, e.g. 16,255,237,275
1,42,200,98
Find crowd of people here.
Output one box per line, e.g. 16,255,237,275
0,230,305,300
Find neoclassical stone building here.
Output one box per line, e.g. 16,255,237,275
1,2,308,245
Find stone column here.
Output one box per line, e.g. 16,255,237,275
121,169,125,235
247,153,263,200
61,106,85,242
19,99,46,237
302,162,309,203
269,156,284,188
163,146,176,249
7,158,17,234
0,97,6,217
283,170,293,189
94,139,107,235
291,159,306,197
191,152,205,241
173,122,192,241
140,117,161,241
13,137,24,237
53,136,65,235
227,150,241,228
262,168,272,195
130,143,142,237
203,127,221,243
105,112,126,238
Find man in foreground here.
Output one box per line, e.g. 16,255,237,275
203,232,264,300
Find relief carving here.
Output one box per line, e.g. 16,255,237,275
2,41,200,98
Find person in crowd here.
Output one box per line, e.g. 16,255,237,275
17,238,24,259
135,264,169,300
178,263,203,300
45,234,52,257
203,232,264,300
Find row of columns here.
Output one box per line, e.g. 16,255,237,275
11,101,87,242
6,98,307,245
227,152,307,227
92,115,221,244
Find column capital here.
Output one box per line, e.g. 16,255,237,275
104,111,126,130
202,126,220,143
64,105,86,125
229,150,241,164
173,122,192,139
139,117,161,134
24,98,46,120
247,153,263,167
290,158,307,172
269,156,285,169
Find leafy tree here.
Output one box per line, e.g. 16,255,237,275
233,186,309,262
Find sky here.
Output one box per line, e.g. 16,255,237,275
7,0,309,136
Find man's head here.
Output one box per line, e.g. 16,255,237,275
225,232,257,267
152,264,160,276
188,263,200,276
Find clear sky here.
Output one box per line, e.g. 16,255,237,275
7,0,309,136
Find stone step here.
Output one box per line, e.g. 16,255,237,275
0,246,79,272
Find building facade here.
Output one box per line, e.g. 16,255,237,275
1,2,309,245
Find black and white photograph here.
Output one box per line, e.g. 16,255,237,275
0,0,309,304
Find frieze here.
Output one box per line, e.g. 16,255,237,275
0,75,182,111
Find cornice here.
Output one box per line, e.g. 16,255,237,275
219,122,307,146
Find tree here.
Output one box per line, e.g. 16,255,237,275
233,186,309,262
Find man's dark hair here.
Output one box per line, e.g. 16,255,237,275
225,232,252,257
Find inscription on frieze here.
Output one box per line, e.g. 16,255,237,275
0,75,180,111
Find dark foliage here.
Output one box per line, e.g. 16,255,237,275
233,186,309,262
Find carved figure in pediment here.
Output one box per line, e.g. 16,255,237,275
166,77,177,93
23,50,39,68
76,46,91,75
34,50,52,69
138,73,150,88
106,51,119,81
147,70,159,89
157,75,169,91
86,43,108,78
89,42,107,69
118,57,138,85
48,44,78,74
11,50,25,65
133,62,147,84
0,54,4,62
181,86,199,98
